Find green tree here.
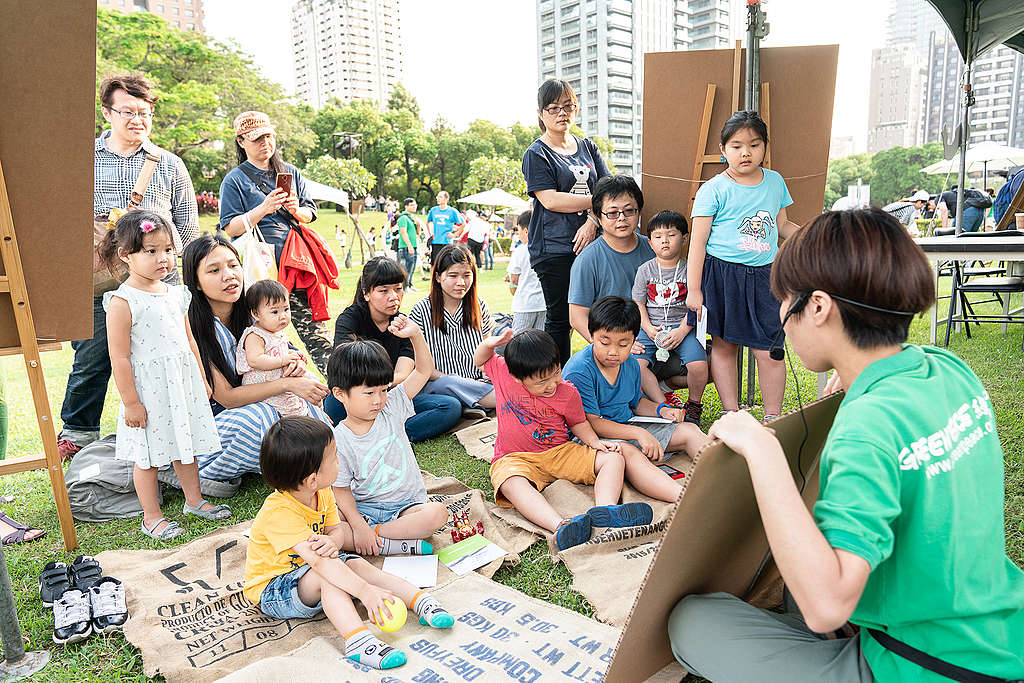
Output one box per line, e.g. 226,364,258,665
869,143,946,205
387,82,421,120
302,155,376,198
463,156,528,197
96,8,314,192
824,153,873,209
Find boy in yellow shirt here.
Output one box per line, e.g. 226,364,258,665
244,416,453,670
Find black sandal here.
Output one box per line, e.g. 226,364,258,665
69,555,103,591
0,512,44,545
39,561,71,607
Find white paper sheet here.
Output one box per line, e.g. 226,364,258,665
382,555,439,588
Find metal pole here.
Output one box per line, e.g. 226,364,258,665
955,4,977,236
743,0,769,405
0,545,49,679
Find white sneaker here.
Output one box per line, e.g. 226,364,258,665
53,589,91,644
89,577,129,634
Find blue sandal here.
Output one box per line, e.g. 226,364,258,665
182,499,231,521
587,502,653,529
555,514,592,551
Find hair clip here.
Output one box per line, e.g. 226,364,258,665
140,220,156,233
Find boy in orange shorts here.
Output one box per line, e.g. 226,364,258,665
474,328,653,551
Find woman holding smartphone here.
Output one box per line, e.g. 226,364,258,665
219,110,333,375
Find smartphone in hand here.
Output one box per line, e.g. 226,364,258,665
275,172,293,195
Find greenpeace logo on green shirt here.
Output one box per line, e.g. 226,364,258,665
898,392,995,477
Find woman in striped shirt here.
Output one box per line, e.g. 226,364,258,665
409,244,495,417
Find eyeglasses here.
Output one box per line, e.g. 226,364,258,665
106,107,154,121
543,103,578,115
601,208,639,220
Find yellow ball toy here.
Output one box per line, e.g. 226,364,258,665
372,597,408,633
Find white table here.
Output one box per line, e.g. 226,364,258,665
915,234,1024,344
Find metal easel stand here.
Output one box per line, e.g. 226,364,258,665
737,0,770,407
0,545,49,680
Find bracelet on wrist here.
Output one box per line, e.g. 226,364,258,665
656,402,670,417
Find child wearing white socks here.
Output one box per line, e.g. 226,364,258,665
244,417,453,671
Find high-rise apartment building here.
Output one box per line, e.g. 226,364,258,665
869,0,1024,153
922,34,1024,149
537,0,738,176
97,0,205,32
866,40,925,153
291,0,403,111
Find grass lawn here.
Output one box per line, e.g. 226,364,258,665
0,209,1021,681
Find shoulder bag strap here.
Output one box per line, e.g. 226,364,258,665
237,163,276,196
236,163,302,232
128,150,162,208
867,628,1021,683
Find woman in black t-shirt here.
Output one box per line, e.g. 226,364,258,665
521,79,610,364
325,257,461,442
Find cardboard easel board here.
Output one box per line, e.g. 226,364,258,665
604,392,844,683
0,1,96,350
640,45,839,230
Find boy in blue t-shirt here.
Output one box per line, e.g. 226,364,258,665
563,297,709,481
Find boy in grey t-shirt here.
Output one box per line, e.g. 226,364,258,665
631,211,709,425
329,316,449,556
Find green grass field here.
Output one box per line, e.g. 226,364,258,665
0,209,1021,681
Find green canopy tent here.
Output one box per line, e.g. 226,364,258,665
924,0,1024,232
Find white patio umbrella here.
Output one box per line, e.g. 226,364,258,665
920,141,1024,187
456,188,530,211
303,178,349,207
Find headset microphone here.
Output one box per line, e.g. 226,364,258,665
768,292,917,361
768,292,809,361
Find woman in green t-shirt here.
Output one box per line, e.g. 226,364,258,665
668,208,1024,682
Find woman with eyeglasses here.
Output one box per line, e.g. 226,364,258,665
218,111,333,376
522,79,610,365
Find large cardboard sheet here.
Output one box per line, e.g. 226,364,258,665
0,1,96,349
604,392,844,682
640,45,838,231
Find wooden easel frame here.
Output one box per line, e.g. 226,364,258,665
0,157,77,550
687,42,772,407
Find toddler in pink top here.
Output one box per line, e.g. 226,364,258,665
474,328,653,551
236,280,313,416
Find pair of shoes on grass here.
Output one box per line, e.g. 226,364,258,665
40,556,129,644
554,502,654,551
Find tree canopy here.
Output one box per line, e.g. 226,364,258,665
94,7,617,205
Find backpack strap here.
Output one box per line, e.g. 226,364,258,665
128,150,161,208
867,628,1022,683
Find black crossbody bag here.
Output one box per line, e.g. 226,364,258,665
236,164,302,232
868,628,1023,683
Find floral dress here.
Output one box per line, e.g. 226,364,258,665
235,326,308,417
103,283,220,468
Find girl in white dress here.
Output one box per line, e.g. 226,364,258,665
235,279,311,417
99,211,231,541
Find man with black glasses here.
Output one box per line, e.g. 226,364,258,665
58,74,199,460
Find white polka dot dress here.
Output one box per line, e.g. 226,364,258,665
103,283,221,469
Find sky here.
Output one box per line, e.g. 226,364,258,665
205,0,899,152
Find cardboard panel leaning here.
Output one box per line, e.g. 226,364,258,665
0,1,96,350
640,45,839,232
604,392,844,683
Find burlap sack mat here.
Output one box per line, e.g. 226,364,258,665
95,475,539,682
456,417,694,626
219,571,621,683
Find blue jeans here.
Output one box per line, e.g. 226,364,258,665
960,205,986,233
397,247,417,288
59,296,110,445
483,243,494,270
323,391,461,442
